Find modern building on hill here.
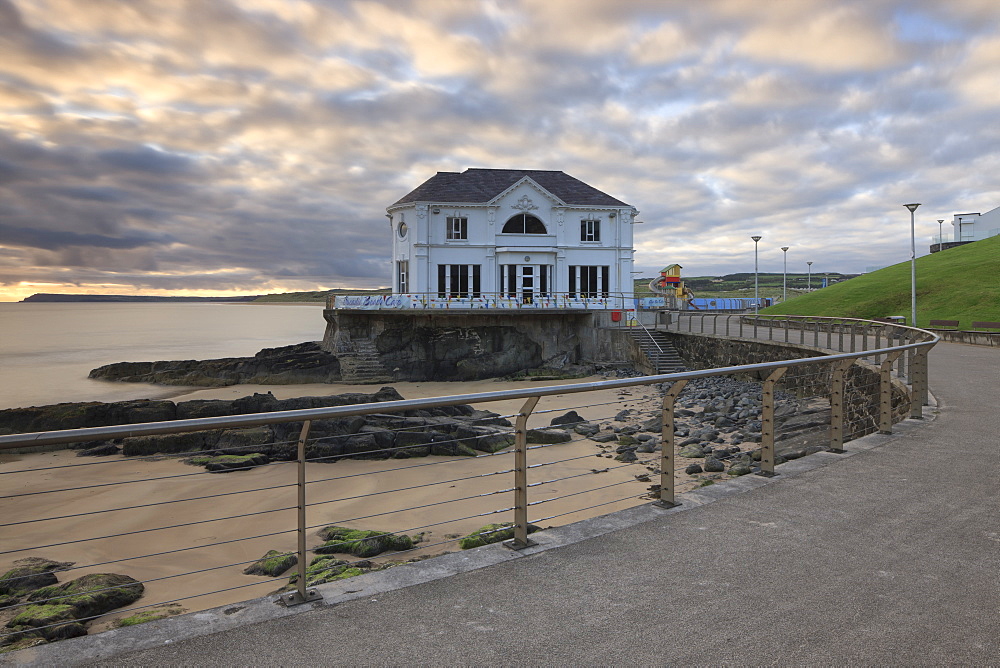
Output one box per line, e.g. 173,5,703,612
932,204,1000,252
383,168,638,305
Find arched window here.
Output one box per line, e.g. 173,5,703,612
502,214,547,234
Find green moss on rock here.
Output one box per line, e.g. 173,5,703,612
314,527,413,558
458,523,541,550
114,604,185,628
186,453,269,472
243,550,297,577
0,557,74,596
27,573,143,618
10,604,75,628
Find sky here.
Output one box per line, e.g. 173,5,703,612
1,0,999,300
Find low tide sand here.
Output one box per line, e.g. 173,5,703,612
0,377,698,630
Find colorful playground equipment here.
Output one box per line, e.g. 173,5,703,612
645,264,768,311
649,264,697,307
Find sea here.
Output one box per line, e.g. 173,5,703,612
0,302,327,410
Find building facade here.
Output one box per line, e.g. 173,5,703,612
950,205,1000,243
386,168,638,304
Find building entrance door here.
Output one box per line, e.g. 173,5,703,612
519,265,534,304
500,264,551,304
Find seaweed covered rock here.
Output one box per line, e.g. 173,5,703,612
186,453,269,472
6,605,86,642
243,551,297,577
27,573,143,619
113,604,185,628
458,523,542,550
0,557,74,596
313,527,413,558
287,557,362,588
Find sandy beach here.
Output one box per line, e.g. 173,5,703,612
0,376,700,632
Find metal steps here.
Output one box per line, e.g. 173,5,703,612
628,330,686,374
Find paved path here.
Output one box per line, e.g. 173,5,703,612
23,341,1000,665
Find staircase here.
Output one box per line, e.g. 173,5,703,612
337,339,394,384
629,329,686,374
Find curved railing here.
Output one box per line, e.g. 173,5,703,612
0,317,938,650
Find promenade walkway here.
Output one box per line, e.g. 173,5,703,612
19,341,1000,665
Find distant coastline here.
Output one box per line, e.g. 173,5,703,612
22,293,258,303
20,288,391,304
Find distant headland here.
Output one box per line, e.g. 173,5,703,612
20,288,392,304
22,293,258,303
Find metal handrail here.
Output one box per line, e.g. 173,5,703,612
0,332,937,451
0,316,940,619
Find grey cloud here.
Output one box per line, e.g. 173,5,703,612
0,222,175,251
1,0,999,297
98,146,197,176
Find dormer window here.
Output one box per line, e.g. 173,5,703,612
502,214,546,234
446,216,468,240
581,219,600,242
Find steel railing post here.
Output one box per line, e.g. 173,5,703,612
880,351,903,433
896,331,907,379
757,367,787,477
281,420,321,606
657,380,688,508
507,396,539,550
828,358,855,453
910,346,930,418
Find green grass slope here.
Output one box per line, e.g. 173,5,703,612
761,234,1000,328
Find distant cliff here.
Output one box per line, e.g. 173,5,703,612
22,293,258,303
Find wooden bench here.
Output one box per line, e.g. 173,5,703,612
967,321,1000,333
928,319,960,330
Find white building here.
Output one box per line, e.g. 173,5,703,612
950,205,1000,243
385,168,637,305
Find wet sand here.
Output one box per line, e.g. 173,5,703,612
0,377,686,630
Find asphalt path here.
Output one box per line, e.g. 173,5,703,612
28,341,1000,665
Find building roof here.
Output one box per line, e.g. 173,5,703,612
390,168,630,208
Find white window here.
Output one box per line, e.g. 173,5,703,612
397,260,409,294
446,217,468,240
437,264,481,298
581,219,600,242
569,265,609,298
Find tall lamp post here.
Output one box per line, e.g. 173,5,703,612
806,261,813,290
780,246,789,301
904,203,921,326
751,235,762,312
937,219,945,248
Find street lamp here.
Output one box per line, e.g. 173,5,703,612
806,261,813,290
904,203,921,326
937,219,944,248
751,235,762,312
780,246,789,301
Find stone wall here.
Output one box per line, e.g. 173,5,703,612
323,310,603,381
662,331,911,436
323,310,664,381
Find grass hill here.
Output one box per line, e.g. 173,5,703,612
253,288,390,303
760,235,1000,328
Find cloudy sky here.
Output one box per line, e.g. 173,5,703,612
1,0,998,300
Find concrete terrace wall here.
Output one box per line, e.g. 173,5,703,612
322,309,661,381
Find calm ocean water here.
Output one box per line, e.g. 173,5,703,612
0,302,327,410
